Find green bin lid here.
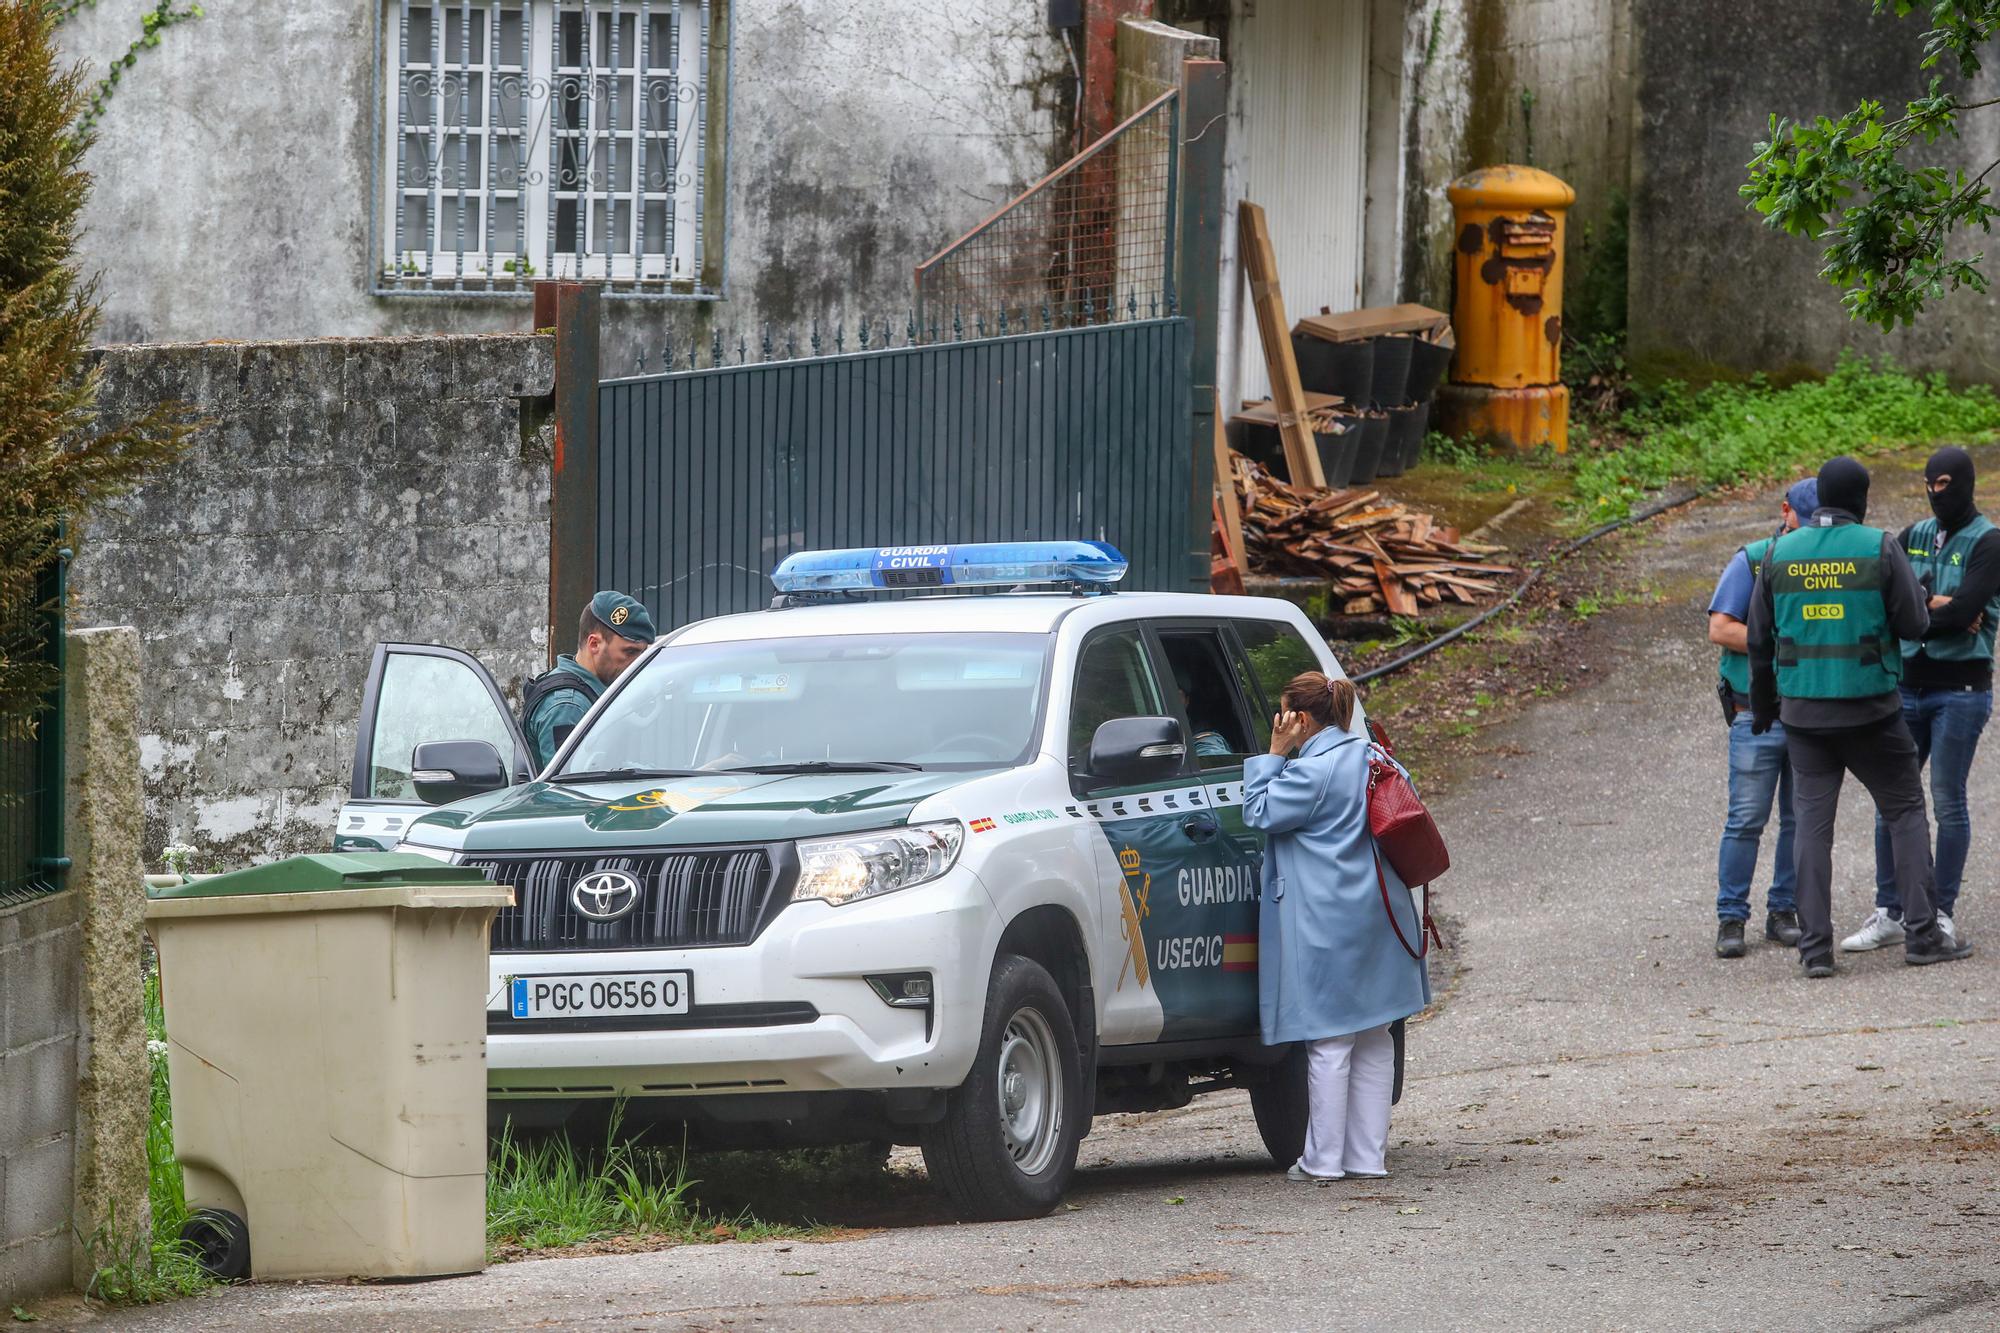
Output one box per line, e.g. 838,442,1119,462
147,852,496,899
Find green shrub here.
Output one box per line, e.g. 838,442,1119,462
1571,356,2000,520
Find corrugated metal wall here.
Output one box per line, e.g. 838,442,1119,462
1226,0,1372,405
597,318,1195,630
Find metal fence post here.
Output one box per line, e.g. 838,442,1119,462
1176,58,1227,593
537,280,601,666
34,537,69,882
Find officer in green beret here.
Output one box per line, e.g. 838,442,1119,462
521,591,656,770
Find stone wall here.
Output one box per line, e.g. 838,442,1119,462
1399,0,1635,315
1629,0,2000,383
58,0,1071,375
0,629,150,1303
73,335,555,866
0,891,82,1301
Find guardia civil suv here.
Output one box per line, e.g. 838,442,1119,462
336,542,1405,1220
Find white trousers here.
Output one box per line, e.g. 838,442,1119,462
1298,1023,1395,1178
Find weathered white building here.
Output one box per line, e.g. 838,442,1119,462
67,1,1636,386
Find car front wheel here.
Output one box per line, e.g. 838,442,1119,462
919,954,1081,1220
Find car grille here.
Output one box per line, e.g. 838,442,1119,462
466,846,787,953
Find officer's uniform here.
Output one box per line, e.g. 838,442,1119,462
521,591,656,770
1865,499,2000,929
1747,489,1938,966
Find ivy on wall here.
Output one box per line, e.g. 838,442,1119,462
51,0,204,133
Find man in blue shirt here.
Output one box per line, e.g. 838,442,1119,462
1705,478,1816,958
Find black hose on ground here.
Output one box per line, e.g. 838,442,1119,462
1350,486,1707,686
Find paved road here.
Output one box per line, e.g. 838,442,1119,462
86,481,2000,1331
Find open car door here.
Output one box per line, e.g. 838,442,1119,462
335,643,535,851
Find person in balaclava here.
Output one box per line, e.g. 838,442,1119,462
1746,456,1973,975
1841,445,2000,953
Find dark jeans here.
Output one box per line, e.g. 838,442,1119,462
1872,685,1991,919
1717,712,1796,921
1785,714,1937,960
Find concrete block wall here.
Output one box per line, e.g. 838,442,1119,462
0,893,83,1302
73,335,556,868
1629,0,2000,382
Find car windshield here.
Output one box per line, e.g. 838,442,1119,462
557,632,1050,775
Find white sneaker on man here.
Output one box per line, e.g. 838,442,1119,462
1840,907,1905,952
1939,913,1958,944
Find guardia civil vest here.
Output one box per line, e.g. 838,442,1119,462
1902,513,1998,663
1717,537,1775,696
1766,520,1902,698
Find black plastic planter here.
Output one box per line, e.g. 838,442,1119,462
1293,333,1375,403
1349,412,1390,483
1229,417,1289,480
1316,422,1358,490
1406,338,1454,402
1368,335,1415,407
1384,400,1429,476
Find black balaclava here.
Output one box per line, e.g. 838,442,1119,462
1817,456,1871,523
1925,445,1978,533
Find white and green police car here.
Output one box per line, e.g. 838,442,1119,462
336,541,1401,1220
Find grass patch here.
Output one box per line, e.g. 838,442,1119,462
1571,355,2000,520
487,1113,812,1255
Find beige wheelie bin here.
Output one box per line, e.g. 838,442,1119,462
145,852,511,1281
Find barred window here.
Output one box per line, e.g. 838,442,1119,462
376,1,728,298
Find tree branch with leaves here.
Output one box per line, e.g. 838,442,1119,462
1743,1,2000,329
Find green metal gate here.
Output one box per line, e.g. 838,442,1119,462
1,546,68,908
597,317,1196,630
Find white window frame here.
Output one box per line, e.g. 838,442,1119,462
373,0,727,298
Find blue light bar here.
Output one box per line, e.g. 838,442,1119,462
771,541,1129,595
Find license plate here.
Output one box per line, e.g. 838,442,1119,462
508,972,691,1020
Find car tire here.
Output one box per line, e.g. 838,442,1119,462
180,1208,251,1280
1248,1044,1308,1168
919,954,1082,1220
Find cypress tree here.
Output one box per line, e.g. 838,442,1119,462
0,0,189,724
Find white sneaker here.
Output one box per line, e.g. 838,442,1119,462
1939,913,1958,944
1840,907,1905,952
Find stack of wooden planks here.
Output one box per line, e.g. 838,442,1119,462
1229,453,1518,615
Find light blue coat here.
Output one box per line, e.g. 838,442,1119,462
1243,727,1432,1045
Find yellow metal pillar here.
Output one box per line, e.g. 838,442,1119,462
1435,166,1576,452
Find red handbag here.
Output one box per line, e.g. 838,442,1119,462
1367,743,1448,960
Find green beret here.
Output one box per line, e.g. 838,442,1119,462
590,590,656,643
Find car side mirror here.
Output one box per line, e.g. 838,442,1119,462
1087,716,1187,785
410,740,509,806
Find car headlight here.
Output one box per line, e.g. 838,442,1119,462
394,841,459,863
792,821,964,906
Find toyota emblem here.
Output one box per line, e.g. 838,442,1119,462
570,869,643,922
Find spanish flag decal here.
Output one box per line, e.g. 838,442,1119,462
1222,934,1258,972
969,817,997,833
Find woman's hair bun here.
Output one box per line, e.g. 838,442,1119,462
1279,669,1357,732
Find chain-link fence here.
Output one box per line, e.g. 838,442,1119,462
1,545,67,910
914,90,1179,332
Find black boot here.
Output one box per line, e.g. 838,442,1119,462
1715,920,1747,959
1802,953,1835,979
1906,922,1974,966
1765,911,1802,946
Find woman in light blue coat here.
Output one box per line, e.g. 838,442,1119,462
1243,671,1431,1181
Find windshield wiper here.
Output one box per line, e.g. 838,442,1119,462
718,760,924,774
551,767,706,784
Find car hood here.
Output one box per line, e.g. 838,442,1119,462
408,769,986,851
